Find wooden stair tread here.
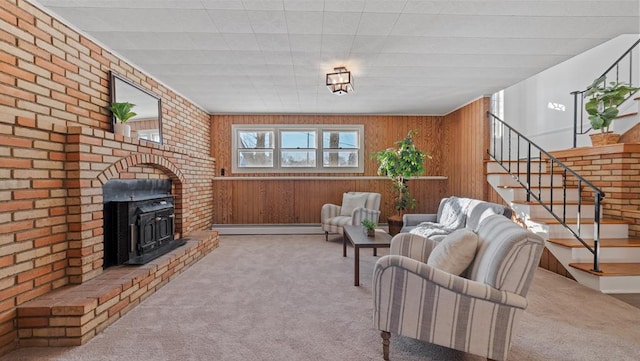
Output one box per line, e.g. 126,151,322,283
569,263,640,276
497,185,578,189
548,238,640,248
530,217,629,225
616,111,637,119
486,171,552,175
512,200,595,205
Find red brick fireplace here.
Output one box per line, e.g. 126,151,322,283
0,1,218,355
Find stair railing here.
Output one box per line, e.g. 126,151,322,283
572,38,640,147
488,112,604,272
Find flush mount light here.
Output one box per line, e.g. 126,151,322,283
326,67,353,95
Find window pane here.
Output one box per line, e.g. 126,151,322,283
281,131,316,149
323,150,358,167
239,150,273,167
281,151,316,167
323,131,358,149
238,131,273,149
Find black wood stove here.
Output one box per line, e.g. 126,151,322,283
103,179,185,267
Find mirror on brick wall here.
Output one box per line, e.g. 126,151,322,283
110,71,163,144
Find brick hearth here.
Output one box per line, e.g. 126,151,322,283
16,231,218,347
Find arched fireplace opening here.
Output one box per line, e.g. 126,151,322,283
102,179,185,268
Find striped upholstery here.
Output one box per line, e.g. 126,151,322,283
321,192,381,237
373,215,544,361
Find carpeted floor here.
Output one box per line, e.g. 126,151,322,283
2,234,640,361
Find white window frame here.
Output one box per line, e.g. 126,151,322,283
231,124,364,174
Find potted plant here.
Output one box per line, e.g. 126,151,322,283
361,219,377,237
374,130,431,235
106,102,137,137
585,75,638,145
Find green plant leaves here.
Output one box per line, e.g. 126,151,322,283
585,76,638,132
373,130,432,214
106,102,137,123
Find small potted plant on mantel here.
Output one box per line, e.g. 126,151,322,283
374,130,431,236
361,219,377,237
106,102,137,137
585,75,639,146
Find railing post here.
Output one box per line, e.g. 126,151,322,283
571,91,579,148
592,192,602,273
526,143,531,202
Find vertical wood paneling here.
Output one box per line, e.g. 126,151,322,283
212,178,447,224
442,98,491,200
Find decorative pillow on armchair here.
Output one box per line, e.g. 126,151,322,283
340,193,369,216
427,228,479,275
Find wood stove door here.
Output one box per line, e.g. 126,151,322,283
137,209,174,256
138,212,158,255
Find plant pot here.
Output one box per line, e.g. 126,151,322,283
366,228,375,237
387,215,403,236
589,132,620,146
114,122,131,137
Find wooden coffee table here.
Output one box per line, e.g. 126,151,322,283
343,225,393,286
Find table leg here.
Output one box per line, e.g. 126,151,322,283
343,236,347,257
354,245,360,286
373,247,377,257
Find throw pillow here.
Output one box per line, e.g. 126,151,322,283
340,193,369,216
427,228,479,275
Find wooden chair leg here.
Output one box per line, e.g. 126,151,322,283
381,331,391,360
325,231,328,241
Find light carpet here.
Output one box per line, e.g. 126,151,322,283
2,234,640,361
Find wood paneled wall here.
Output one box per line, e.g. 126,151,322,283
442,98,492,200
213,178,447,224
210,114,448,224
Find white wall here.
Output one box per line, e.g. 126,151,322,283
502,34,640,151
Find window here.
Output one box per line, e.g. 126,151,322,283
232,124,364,174
237,130,274,168
322,130,359,167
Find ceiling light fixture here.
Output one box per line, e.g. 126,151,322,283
326,67,353,95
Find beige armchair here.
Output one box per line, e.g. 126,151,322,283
321,192,381,241
373,215,544,361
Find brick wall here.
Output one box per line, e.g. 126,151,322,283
549,144,640,238
0,0,215,355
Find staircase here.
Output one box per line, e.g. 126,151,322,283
487,157,640,294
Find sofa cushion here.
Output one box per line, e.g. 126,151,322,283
340,193,368,216
427,228,479,275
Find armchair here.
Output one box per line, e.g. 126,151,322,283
373,215,544,361
321,192,381,241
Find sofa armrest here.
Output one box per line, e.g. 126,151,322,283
374,255,527,309
402,213,437,227
321,203,341,223
389,233,438,263
352,207,381,225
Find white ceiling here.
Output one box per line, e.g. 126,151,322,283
34,0,639,115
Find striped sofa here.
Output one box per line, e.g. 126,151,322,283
373,215,544,361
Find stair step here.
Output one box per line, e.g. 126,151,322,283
512,201,601,219
530,217,629,225
548,238,640,248
616,111,637,120
514,201,594,206
569,263,640,276
486,160,547,173
487,173,564,187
